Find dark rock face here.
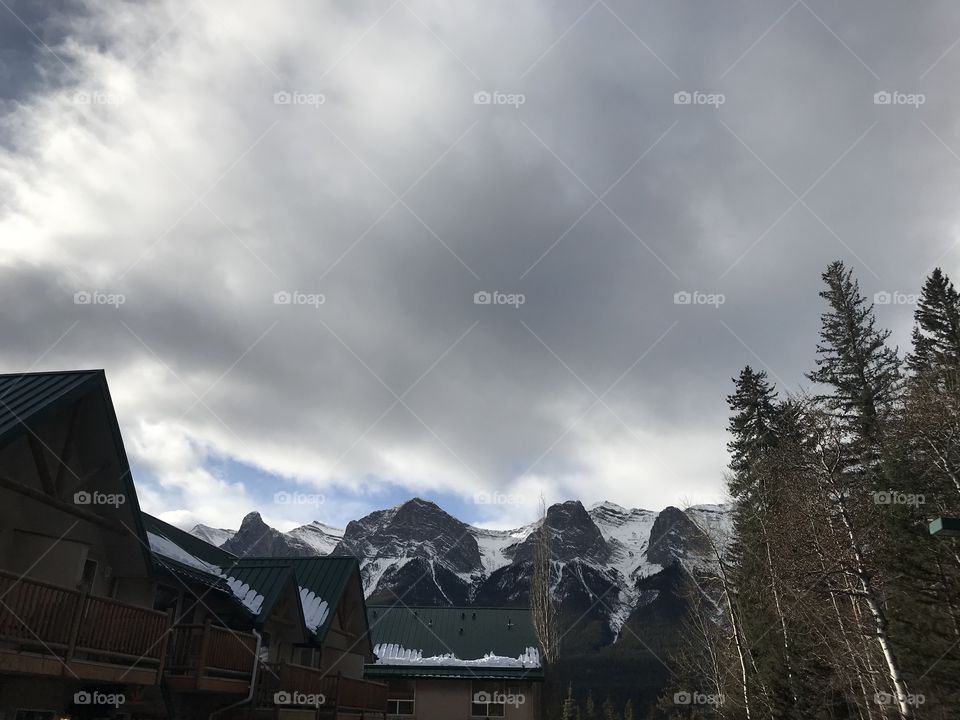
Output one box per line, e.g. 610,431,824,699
334,498,482,573
513,500,610,564
645,506,711,566
221,511,315,557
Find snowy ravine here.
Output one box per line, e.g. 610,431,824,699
189,498,733,641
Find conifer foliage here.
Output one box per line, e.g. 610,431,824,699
664,261,960,720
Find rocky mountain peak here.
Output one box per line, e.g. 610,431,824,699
645,506,712,566
222,510,315,557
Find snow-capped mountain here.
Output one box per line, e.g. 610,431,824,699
190,524,236,547
287,520,344,555
190,497,732,646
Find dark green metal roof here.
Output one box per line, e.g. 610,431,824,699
143,512,238,565
232,556,365,643
0,370,101,448
364,665,543,680
366,606,540,662
219,559,305,632
142,517,368,647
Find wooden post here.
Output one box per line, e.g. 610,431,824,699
155,608,175,681
197,618,212,683
64,586,88,672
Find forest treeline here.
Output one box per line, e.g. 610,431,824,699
666,262,960,719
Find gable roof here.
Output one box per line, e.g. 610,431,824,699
143,513,238,565
142,513,367,645
0,370,102,447
218,560,305,633
223,556,367,646
365,605,542,678
0,369,153,572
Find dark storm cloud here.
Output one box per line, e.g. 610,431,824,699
1,0,959,527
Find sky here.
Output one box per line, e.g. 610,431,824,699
2,0,960,532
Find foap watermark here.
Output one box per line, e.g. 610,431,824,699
474,491,525,506
674,290,725,308
474,691,526,708
274,290,325,308
274,90,326,108
874,91,925,108
874,692,925,707
674,691,723,707
674,90,725,108
74,290,125,308
274,690,326,707
872,490,925,507
74,690,125,708
74,490,126,508
474,90,525,108
73,90,123,106
474,290,525,308
274,491,326,507
874,290,918,306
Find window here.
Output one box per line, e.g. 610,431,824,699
387,678,415,716
471,681,506,717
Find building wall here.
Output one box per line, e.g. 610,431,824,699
387,678,540,720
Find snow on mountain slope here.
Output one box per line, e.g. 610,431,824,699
471,522,536,574
588,501,662,581
684,503,735,553
287,521,344,555
190,524,236,547
187,498,731,644
588,501,663,637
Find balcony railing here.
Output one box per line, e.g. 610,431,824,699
0,569,172,684
258,660,388,714
166,621,258,693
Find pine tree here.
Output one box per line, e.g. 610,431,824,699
584,692,596,720
907,267,960,377
622,699,633,720
601,696,618,720
806,260,900,452
726,365,781,487
561,685,578,720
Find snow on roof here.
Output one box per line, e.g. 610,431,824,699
147,531,220,574
300,587,330,632
224,576,266,614
374,643,541,668
148,531,266,616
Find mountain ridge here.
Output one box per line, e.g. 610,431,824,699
188,496,731,642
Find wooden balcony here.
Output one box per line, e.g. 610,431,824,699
0,569,173,684
165,620,258,694
257,661,388,715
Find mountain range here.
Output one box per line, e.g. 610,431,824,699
190,497,732,647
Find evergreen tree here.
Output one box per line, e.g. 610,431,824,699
806,260,900,452
560,685,579,720
907,267,960,377
622,699,633,720
726,365,781,487
601,696,618,720
584,692,597,720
